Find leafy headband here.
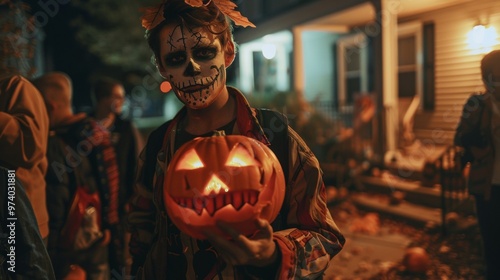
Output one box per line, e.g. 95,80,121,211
140,0,256,31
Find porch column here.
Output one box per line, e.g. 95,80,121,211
292,27,304,100
381,0,399,161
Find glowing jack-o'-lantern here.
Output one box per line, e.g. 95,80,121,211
164,135,286,240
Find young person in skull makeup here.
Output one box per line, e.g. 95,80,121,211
127,0,345,279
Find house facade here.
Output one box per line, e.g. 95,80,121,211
232,0,500,166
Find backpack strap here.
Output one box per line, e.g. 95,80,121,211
143,121,171,190
134,121,173,278
255,108,289,181
255,108,289,230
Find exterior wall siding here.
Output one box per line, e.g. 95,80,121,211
403,0,500,145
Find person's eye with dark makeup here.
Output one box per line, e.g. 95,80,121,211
165,52,187,66
194,47,217,60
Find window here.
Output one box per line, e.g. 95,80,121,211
336,33,368,110
398,22,423,100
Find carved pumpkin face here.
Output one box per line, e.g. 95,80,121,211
164,135,285,240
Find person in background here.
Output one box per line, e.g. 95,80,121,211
0,0,50,244
0,165,56,279
90,76,144,275
0,1,55,278
34,72,120,280
0,72,50,244
454,49,500,280
127,0,345,279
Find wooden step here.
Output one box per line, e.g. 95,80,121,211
351,192,442,227
350,192,478,237
359,175,475,215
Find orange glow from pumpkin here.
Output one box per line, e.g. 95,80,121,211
176,149,204,170
225,144,258,167
203,175,229,195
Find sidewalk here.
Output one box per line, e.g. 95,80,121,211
324,221,411,279
323,198,486,280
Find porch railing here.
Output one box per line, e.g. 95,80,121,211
312,101,353,128
436,145,469,236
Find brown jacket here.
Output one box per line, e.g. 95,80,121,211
0,74,49,238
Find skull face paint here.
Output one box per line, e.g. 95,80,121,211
158,23,227,109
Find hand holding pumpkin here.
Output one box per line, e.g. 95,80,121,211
203,218,279,267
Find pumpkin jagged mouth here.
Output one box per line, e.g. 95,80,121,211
172,189,260,216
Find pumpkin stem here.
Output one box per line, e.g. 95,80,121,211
212,130,226,136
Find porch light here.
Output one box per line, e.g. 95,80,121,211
467,24,497,54
262,43,277,59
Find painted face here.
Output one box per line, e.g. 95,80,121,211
158,23,228,109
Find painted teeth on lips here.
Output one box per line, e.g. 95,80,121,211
182,84,208,93
179,76,217,93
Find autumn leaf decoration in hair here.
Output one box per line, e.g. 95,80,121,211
141,0,256,30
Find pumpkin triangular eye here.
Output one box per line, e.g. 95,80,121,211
176,149,204,170
226,143,258,167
